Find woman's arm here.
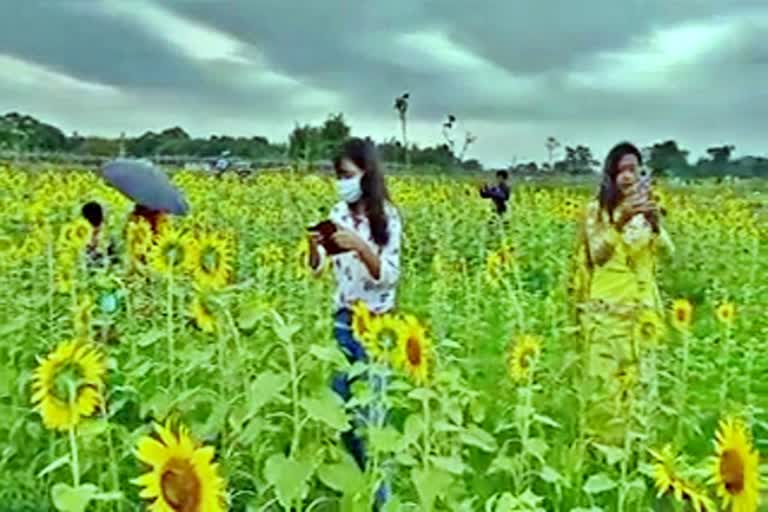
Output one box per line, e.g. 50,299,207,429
584,204,616,267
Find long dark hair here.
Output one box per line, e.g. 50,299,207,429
598,142,658,232
334,137,393,246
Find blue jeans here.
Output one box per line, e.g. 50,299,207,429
331,309,390,507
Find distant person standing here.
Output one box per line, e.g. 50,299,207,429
479,170,511,216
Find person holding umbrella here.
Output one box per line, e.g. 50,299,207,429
99,159,189,267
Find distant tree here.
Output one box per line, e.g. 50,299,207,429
646,140,689,176
561,145,598,174
458,131,477,162
394,93,410,168
320,113,351,158
442,115,457,154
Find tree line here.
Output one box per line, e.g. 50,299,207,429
0,111,765,178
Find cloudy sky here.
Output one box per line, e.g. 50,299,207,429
0,0,765,167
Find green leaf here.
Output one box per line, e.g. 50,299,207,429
469,398,486,423
264,454,315,508
431,454,466,475
309,344,349,367
301,390,349,431
411,466,452,512
368,426,402,454
137,329,163,348
592,444,626,466
0,367,13,398
78,419,109,439
237,300,264,331
247,371,290,416
408,388,438,402
37,455,71,478
51,483,99,512
318,458,365,494
570,508,604,512
460,424,498,452
582,473,617,495
275,322,301,343
524,437,550,461
533,414,561,429
403,414,424,446
539,465,564,484
488,454,516,476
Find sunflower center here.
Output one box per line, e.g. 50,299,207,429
640,321,657,338
160,457,202,512
200,247,220,274
406,336,422,366
675,308,687,323
163,243,185,267
52,363,84,404
719,449,745,494
519,349,535,369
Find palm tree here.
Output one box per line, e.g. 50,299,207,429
394,93,410,168
546,136,561,172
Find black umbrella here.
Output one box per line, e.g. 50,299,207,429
101,159,189,215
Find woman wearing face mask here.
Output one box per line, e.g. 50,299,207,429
570,141,673,445
307,137,401,507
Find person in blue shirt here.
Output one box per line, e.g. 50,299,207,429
479,170,511,216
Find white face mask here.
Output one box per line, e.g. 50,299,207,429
337,175,363,204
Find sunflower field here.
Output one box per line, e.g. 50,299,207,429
1,166,767,511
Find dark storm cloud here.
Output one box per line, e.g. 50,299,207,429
0,0,764,162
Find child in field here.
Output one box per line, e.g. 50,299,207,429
479,170,511,216
81,201,118,269
307,137,402,510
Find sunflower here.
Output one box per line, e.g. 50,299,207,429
670,299,693,332
710,417,760,512
649,445,715,511
190,294,216,334
60,218,92,250
31,340,106,431
634,309,667,346
134,421,227,512
506,335,541,383
393,315,433,386
485,246,515,281
73,294,95,338
715,302,736,326
362,313,401,362
189,233,233,290
350,301,372,342
150,229,194,276
127,218,154,265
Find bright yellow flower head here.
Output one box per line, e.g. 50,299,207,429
634,309,667,346
361,313,401,363
31,340,106,431
670,299,694,332
715,302,736,326
393,314,433,386
506,335,541,383
710,417,760,512
134,421,228,512
188,232,234,290
150,229,195,276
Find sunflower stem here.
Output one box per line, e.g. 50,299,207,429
675,331,690,444
67,382,80,488
421,394,431,468
167,271,175,389
286,335,301,457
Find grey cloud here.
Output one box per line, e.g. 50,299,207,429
0,0,764,164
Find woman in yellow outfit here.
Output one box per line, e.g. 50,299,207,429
571,142,673,443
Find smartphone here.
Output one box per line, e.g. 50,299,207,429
306,220,347,255
636,167,652,201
